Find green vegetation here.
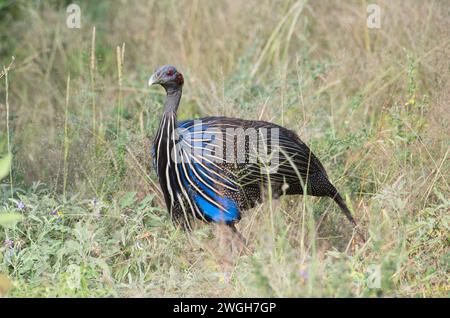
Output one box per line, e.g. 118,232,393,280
0,0,449,297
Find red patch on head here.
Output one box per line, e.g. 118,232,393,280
176,73,184,85
166,70,174,76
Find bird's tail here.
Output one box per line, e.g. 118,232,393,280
332,191,366,241
332,191,357,228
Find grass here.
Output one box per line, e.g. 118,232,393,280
0,0,449,297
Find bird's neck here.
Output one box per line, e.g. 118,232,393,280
164,87,182,115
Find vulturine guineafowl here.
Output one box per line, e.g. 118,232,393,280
149,65,361,240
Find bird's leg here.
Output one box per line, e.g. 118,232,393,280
214,223,234,283
228,223,246,245
353,225,366,244
212,223,250,284
215,223,250,260
228,223,251,255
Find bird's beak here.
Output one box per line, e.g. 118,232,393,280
148,73,159,86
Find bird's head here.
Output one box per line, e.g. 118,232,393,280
148,65,184,92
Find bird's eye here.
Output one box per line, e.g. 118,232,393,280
166,70,174,76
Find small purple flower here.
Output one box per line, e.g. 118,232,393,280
298,269,308,281
17,201,25,210
3,239,14,249
51,209,63,220
91,198,99,206
4,239,15,258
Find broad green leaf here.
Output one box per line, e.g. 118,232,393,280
0,273,12,297
120,191,136,209
0,212,23,228
0,153,12,180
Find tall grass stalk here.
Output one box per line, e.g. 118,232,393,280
90,26,97,143
362,0,372,54
3,66,13,197
116,43,125,136
63,73,71,199
251,0,305,77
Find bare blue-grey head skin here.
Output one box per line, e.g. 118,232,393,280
149,65,184,113
149,65,184,94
